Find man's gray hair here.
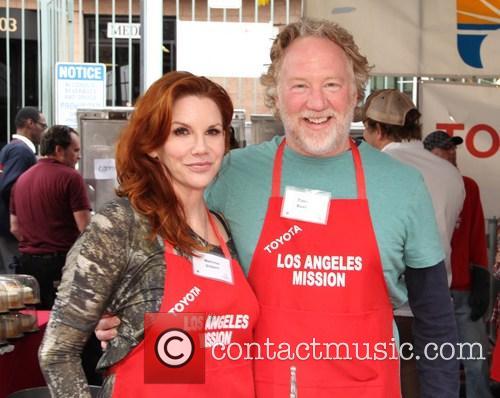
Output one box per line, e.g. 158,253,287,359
260,18,372,117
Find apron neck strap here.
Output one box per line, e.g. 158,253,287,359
164,240,174,252
164,208,232,259
271,139,286,197
349,139,367,200
271,138,367,200
207,210,232,259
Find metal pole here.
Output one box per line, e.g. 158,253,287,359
112,0,116,106
37,0,42,112
238,2,243,107
21,0,26,106
140,0,163,93
6,0,11,136
95,0,99,63
253,0,258,114
60,0,67,61
41,0,53,125
68,0,74,62
79,0,83,62
53,0,57,65
128,0,133,105
413,77,419,108
222,6,227,89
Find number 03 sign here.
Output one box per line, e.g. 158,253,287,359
0,17,17,33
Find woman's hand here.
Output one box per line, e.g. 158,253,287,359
95,314,121,350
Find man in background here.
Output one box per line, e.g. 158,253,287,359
10,125,91,309
424,130,492,398
362,90,465,397
0,107,46,273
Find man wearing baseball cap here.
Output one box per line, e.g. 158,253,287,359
362,90,465,397
423,130,463,165
424,130,492,398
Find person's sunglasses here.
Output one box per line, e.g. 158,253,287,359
36,121,48,129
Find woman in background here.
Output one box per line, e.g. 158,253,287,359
39,71,259,398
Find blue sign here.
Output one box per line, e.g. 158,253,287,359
57,63,105,81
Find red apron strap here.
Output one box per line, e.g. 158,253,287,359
207,210,231,259
349,139,367,200
164,240,175,254
271,139,286,197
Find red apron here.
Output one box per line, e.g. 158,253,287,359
248,140,400,398
110,211,259,397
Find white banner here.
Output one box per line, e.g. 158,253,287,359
177,21,277,78
419,82,500,218
304,0,500,76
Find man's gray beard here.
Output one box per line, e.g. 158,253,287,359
282,108,354,157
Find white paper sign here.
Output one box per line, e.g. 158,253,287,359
94,158,117,180
107,22,140,39
177,21,277,78
208,0,242,8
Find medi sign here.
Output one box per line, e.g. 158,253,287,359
55,63,106,128
420,81,500,218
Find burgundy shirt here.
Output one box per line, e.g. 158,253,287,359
11,158,90,254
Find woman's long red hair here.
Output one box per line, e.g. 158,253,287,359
115,71,233,254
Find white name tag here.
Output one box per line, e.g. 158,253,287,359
281,186,331,225
192,252,234,284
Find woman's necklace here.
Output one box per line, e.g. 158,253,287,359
192,212,211,246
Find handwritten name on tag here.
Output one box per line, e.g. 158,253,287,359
281,186,330,224
192,252,233,284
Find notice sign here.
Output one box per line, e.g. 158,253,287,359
55,63,106,128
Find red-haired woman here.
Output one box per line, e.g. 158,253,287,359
39,71,259,398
